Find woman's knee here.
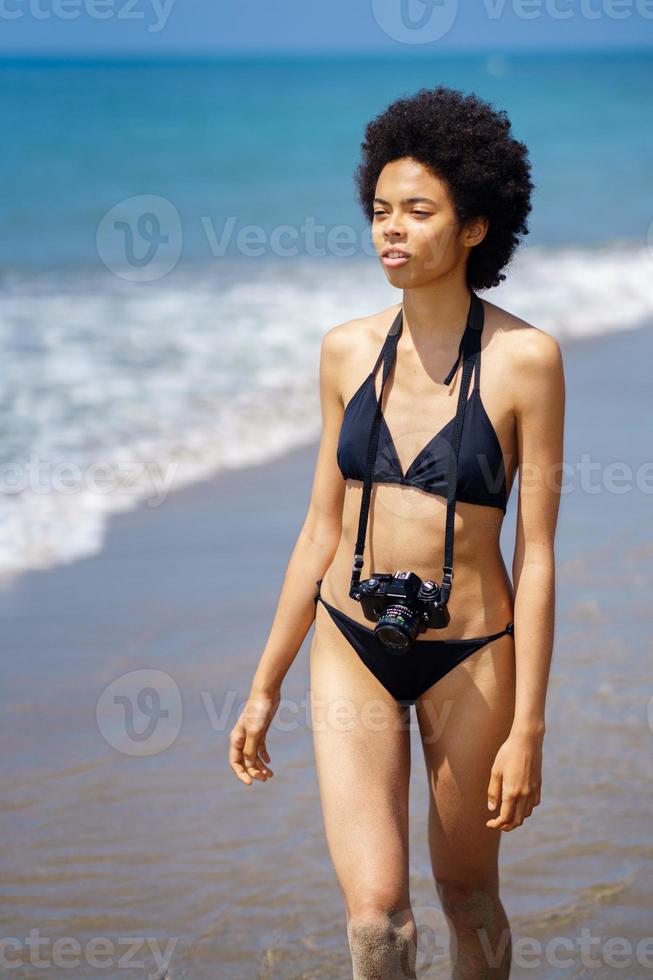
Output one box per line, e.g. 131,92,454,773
434,875,500,928
346,905,417,980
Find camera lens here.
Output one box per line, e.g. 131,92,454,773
374,603,421,653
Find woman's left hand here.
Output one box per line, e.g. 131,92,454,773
486,729,543,831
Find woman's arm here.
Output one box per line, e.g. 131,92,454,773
229,321,349,785
486,326,565,829
250,323,348,694
510,328,566,736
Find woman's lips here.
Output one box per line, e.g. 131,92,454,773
381,253,410,268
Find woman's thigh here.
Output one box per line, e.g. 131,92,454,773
309,601,412,915
415,633,516,887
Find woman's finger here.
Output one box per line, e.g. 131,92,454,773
257,742,273,775
487,767,502,812
230,758,253,785
500,794,528,831
242,737,274,780
486,791,516,829
229,727,253,785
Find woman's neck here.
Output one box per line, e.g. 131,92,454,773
400,281,474,353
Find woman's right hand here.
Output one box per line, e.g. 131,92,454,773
229,686,280,785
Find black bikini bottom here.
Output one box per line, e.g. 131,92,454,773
314,579,514,707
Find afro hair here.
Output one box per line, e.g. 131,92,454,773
354,86,534,291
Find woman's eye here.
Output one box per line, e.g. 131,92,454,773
373,209,430,218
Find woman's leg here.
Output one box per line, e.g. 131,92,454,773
415,631,516,980
310,601,417,980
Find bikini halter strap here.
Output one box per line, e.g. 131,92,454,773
349,291,484,605
370,299,482,386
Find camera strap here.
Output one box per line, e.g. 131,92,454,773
349,291,483,602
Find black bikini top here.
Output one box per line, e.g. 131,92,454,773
336,300,508,511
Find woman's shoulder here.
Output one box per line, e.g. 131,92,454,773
481,298,565,425
482,296,563,372
320,304,402,368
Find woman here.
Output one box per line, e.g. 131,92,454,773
229,86,565,979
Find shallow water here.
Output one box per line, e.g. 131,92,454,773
2,320,653,978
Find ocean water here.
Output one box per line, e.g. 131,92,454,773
1,49,652,581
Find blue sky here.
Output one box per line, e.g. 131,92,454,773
1,0,652,54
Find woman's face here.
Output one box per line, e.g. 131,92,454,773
371,156,485,286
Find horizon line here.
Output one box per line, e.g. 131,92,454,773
0,42,652,61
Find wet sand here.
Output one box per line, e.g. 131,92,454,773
1,320,653,979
